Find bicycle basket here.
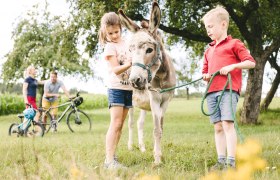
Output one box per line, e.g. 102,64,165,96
74,96,83,106
23,108,36,120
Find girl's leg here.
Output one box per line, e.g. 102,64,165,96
105,106,126,163
114,107,129,151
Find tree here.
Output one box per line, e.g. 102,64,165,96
68,0,280,124
174,47,204,99
260,50,280,111
1,3,92,104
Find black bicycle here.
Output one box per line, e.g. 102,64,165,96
38,92,92,133
9,104,44,137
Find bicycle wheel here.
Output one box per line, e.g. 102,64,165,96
24,121,44,137
66,109,92,133
9,123,22,137
38,111,52,133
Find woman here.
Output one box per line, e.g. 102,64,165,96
22,66,44,110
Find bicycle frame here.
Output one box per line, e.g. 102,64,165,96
43,100,79,123
18,118,33,130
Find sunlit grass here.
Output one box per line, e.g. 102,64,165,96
0,98,279,179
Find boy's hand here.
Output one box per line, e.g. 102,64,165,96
220,64,236,75
203,73,211,82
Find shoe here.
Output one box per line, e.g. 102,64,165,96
104,159,127,170
52,125,57,133
209,162,226,171
226,162,236,169
113,154,118,161
51,120,57,132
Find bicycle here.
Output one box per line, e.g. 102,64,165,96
8,104,44,137
38,91,92,133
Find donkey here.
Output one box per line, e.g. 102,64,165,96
119,1,176,165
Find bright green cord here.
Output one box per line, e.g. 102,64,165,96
161,70,244,143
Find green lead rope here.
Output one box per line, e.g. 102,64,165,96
201,71,244,143
160,70,244,143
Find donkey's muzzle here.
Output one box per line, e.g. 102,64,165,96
129,77,146,90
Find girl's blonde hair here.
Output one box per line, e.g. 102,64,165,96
98,12,122,46
24,65,35,78
202,5,229,27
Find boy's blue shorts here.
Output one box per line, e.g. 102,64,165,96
206,91,239,124
108,89,133,109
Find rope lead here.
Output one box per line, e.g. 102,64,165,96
160,70,244,143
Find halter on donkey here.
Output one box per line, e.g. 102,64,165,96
119,2,176,165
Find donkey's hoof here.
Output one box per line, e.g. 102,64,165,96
152,161,162,169
139,144,146,152
128,144,133,151
153,157,162,166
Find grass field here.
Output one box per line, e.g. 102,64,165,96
0,98,279,179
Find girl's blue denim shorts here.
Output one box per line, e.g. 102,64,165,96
108,89,133,109
206,91,239,124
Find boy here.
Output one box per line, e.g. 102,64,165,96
201,6,256,169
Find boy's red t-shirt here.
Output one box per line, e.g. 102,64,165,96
202,35,255,94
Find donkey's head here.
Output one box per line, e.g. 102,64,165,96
119,2,162,90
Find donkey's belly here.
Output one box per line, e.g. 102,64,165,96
132,89,151,111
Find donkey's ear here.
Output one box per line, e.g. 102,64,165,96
118,9,140,33
149,2,161,34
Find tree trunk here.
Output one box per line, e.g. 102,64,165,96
38,85,44,107
186,87,189,100
260,71,280,111
241,57,266,124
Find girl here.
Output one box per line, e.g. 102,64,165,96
98,12,132,169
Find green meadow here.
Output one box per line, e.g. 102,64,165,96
0,97,279,179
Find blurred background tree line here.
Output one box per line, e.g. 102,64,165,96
1,0,280,124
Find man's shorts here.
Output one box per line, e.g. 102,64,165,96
206,91,239,124
42,98,59,115
108,89,133,109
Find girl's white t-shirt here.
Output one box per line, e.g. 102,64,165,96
103,39,132,91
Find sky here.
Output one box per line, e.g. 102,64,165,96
0,0,108,94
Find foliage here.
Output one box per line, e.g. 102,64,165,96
1,2,92,84
68,0,280,123
0,83,22,95
67,0,151,57
0,98,279,178
0,93,25,115
60,93,108,111
0,93,107,116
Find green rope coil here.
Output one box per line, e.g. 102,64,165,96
160,70,244,143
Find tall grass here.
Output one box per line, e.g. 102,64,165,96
0,93,25,115
0,93,108,116
0,98,279,179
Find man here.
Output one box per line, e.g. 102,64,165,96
42,71,70,130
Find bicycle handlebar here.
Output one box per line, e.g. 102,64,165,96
25,103,33,108
68,91,81,101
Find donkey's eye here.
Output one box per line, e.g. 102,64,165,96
146,48,153,54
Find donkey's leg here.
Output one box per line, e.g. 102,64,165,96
137,109,146,152
127,108,134,150
152,111,162,165
149,96,163,164
151,96,170,165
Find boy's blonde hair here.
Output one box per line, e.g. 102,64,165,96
98,12,122,46
202,5,229,27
